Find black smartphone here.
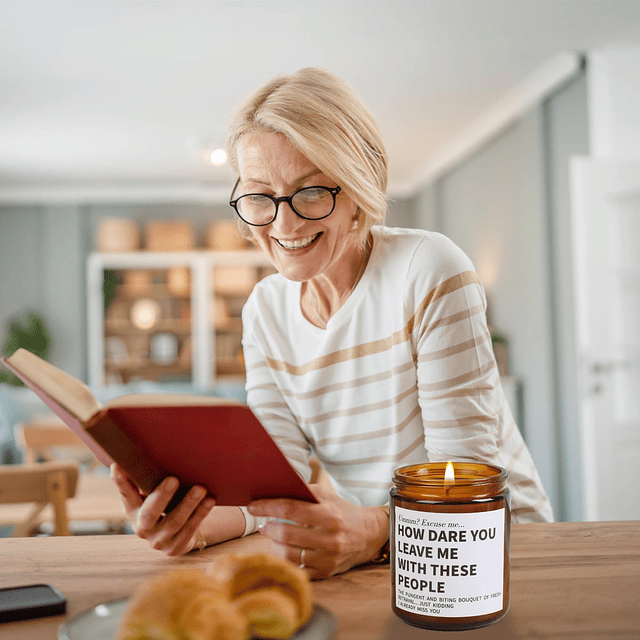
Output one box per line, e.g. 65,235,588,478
0,584,67,623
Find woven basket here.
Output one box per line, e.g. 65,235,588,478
145,220,194,251
96,217,140,252
206,220,247,251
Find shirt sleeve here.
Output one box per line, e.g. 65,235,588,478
408,236,503,465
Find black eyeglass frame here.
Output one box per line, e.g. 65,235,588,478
228,178,342,227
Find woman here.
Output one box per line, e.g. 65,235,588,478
112,68,553,579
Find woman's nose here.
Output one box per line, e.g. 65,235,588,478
271,201,306,235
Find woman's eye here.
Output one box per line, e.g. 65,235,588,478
296,188,327,202
247,194,272,205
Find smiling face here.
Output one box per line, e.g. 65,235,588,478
235,132,361,285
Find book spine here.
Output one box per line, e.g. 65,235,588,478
85,411,168,499
0,356,114,467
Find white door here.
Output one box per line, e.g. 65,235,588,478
570,157,640,521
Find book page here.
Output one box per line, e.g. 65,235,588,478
105,394,243,408
6,348,101,423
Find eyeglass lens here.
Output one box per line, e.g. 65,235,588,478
235,187,335,225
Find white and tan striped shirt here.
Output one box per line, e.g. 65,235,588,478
242,226,553,523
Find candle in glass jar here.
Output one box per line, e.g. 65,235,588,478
390,462,510,631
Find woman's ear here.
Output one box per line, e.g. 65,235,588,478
350,207,364,232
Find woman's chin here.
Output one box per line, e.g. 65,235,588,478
269,248,325,282
276,264,319,283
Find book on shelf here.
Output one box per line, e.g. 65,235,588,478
1,348,317,509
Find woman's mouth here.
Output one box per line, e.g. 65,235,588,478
275,232,321,250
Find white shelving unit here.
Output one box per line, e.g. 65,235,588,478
87,250,273,389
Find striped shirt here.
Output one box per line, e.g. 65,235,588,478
242,226,553,523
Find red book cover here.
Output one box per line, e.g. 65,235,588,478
1,355,317,507
88,404,317,505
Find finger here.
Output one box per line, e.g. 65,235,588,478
110,463,143,512
110,463,136,490
307,483,333,500
155,485,209,540
268,540,305,565
248,498,322,528
135,477,180,536
258,520,340,573
150,486,210,552
258,519,319,550
251,498,342,536
164,496,216,556
282,542,309,567
269,542,322,580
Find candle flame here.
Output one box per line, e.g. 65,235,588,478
444,461,455,483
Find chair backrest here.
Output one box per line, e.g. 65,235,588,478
0,461,79,536
15,420,98,468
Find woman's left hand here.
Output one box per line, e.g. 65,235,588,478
247,485,389,580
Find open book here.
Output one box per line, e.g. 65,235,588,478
1,348,317,508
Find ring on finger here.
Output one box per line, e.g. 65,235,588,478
299,547,306,569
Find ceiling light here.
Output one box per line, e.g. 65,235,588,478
210,148,227,166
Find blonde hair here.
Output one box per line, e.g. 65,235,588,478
226,67,388,246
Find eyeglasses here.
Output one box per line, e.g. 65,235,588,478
229,178,341,227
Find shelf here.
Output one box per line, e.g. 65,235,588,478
88,248,273,388
216,373,247,384
105,319,191,335
104,361,192,383
115,283,191,299
215,357,245,376
215,319,243,333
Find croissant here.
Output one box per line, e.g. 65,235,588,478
115,569,248,640
207,553,313,639
115,554,314,640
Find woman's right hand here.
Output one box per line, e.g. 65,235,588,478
110,463,216,556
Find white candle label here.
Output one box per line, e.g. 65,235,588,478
394,506,505,618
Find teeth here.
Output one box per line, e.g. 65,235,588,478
276,233,319,249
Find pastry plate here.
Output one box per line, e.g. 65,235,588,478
58,597,336,640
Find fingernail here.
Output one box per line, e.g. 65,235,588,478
165,477,179,492
191,486,206,500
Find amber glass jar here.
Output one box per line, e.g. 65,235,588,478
390,462,510,631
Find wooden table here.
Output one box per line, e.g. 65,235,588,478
0,521,639,639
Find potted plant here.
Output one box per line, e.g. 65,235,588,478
0,311,51,386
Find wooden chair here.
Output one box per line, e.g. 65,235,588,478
10,418,129,534
14,418,100,470
0,461,79,536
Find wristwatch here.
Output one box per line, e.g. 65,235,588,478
371,504,391,564
371,539,391,564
